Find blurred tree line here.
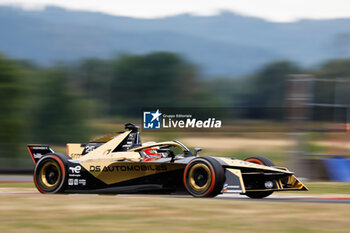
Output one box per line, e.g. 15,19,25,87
1,51,350,160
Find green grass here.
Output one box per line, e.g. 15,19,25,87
1,181,350,232
0,193,349,233
300,182,350,195
305,143,329,154
0,182,34,188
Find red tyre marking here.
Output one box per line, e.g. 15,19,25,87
245,158,264,165
33,169,46,193
183,161,192,191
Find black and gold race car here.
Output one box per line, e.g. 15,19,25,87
27,123,307,198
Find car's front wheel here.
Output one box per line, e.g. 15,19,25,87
244,156,275,199
183,157,225,197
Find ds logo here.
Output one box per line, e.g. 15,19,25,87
69,165,81,174
143,109,162,129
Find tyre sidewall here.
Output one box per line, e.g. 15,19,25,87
244,156,275,166
184,157,224,197
34,154,68,193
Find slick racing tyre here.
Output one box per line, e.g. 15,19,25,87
244,156,275,199
183,157,225,198
34,153,68,193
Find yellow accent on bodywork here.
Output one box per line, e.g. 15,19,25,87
80,161,186,185
66,143,84,159
79,131,131,161
285,175,309,191
219,157,293,174
220,158,308,192
78,133,188,162
130,141,188,152
225,168,246,193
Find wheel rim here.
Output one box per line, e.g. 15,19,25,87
188,163,211,192
39,161,61,189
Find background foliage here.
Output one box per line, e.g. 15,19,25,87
1,51,350,161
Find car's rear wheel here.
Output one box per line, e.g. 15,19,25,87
183,157,225,197
34,154,68,193
244,156,275,199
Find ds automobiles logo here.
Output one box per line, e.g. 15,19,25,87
143,109,162,129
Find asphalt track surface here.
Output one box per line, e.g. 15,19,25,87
1,175,350,204
216,194,350,204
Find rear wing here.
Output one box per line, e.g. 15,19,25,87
27,145,54,164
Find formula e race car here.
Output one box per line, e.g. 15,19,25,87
27,123,308,198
